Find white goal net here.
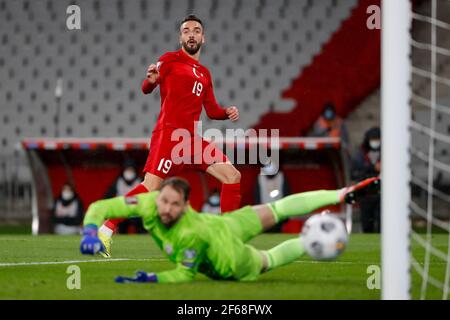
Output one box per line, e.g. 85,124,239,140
382,0,450,300
409,0,450,300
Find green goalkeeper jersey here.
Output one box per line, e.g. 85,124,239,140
83,192,260,283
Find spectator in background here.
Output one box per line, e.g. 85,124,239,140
254,162,291,232
104,159,141,199
351,127,381,233
52,183,84,235
105,159,145,233
201,188,221,215
309,102,349,147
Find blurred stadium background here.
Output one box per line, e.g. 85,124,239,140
0,0,379,232
0,0,449,299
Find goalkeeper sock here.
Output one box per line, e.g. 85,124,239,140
99,183,149,237
220,183,241,213
269,190,340,223
264,238,305,271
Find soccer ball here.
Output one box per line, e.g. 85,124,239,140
301,213,348,261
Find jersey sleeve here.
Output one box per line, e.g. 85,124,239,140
83,192,158,227
141,79,158,94
203,73,228,120
155,233,207,284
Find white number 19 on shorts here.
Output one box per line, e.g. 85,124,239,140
157,158,173,174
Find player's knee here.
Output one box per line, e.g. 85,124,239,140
142,180,151,191
260,251,270,273
143,174,162,191
225,167,241,184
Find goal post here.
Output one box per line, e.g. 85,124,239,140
381,0,412,300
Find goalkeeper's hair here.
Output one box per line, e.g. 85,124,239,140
160,177,191,202
180,14,204,31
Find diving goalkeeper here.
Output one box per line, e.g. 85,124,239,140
80,176,380,283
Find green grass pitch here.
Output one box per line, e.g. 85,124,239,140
0,233,448,299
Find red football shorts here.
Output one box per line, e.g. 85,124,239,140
143,128,229,178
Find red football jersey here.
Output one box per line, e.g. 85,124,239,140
142,49,228,134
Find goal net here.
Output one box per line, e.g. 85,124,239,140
382,0,450,300
409,0,450,300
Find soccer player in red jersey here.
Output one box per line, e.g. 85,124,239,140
98,15,242,255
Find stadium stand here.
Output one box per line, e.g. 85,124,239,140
2,0,398,232
254,0,380,137
0,0,357,154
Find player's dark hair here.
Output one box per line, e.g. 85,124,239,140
180,14,204,31
160,177,191,202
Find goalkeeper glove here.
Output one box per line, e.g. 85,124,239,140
115,271,158,283
80,224,105,255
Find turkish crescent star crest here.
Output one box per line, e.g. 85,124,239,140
193,67,202,78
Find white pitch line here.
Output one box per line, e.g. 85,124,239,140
0,258,161,267
0,257,375,268
1,258,445,268
293,260,374,265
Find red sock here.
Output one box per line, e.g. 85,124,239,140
220,183,241,214
102,183,149,233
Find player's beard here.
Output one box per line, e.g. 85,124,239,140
182,39,202,55
160,211,183,228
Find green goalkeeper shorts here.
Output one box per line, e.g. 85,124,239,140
233,243,264,281
222,205,264,281
222,205,263,243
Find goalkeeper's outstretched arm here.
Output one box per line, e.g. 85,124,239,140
83,197,137,227
83,192,157,227
115,230,205,284
80,192,157,255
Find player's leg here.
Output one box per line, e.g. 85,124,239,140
234,177,381,276
99,164,164,237
226,187,336,245
97,173,162,257
247,189,344,237
256,177,381,272
142,172,164,190
259,238,306,273
232,240,306,281
98,129,179,257
206,162,241,213
374,196,381,233
100,177,154,236
254,176,381,231
196,137,242,213
230,234,306,280
99,132,163,239
222,176,380,246
223,190,342,250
